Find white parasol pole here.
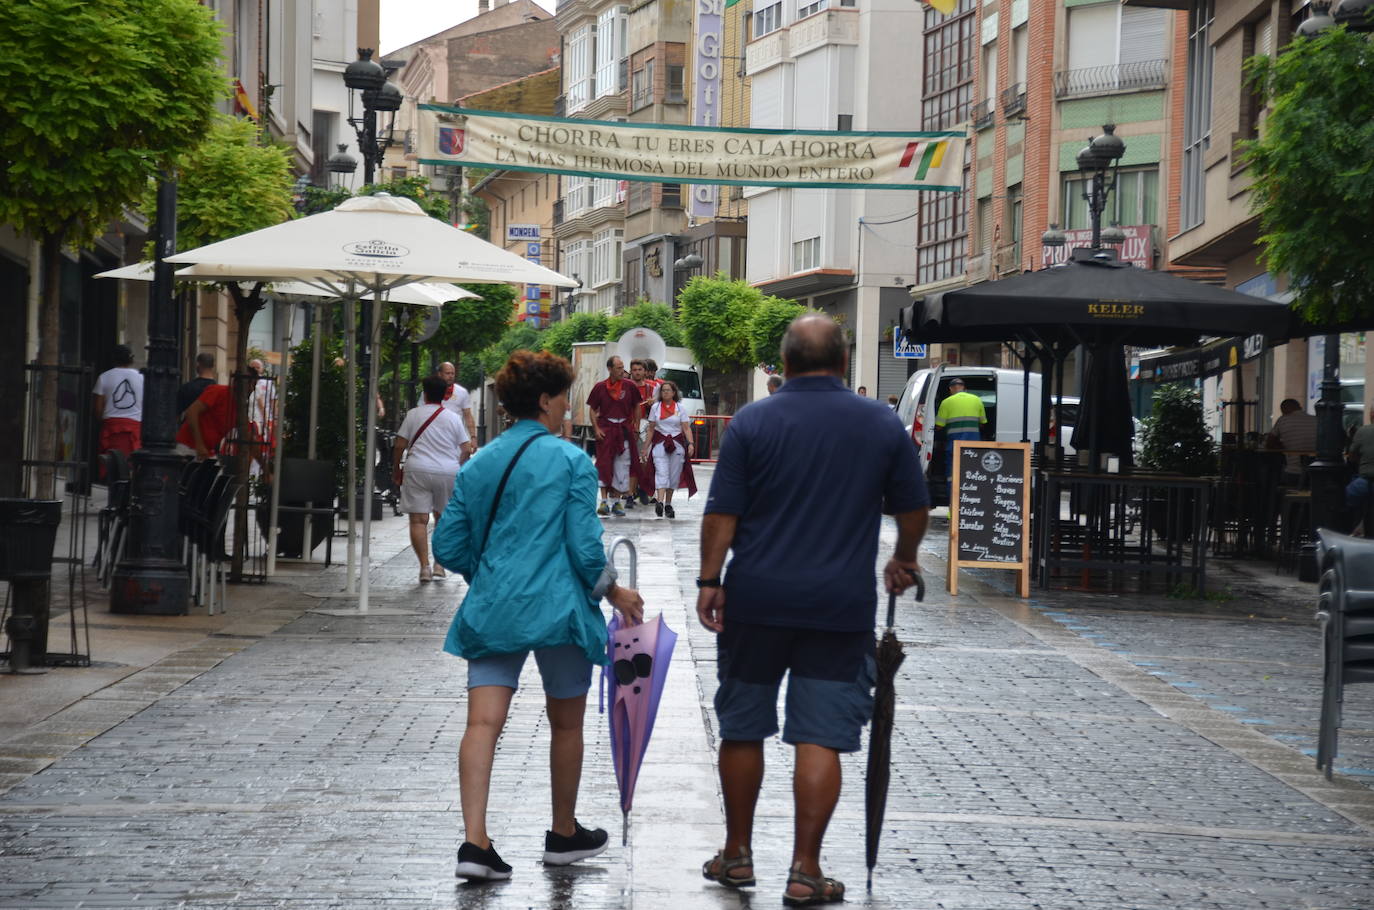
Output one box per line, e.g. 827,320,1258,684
359,286,383,613
344,296,358,594
265,304,294,577
303,301,324,561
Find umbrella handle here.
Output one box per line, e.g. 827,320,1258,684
886,570,924,629
608,536,637,589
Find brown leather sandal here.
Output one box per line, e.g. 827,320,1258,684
782,866,845,906
701,847,755,888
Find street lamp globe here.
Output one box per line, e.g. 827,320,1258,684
1101,223,1127,246
1090,124,1126,165
1296,0,1337,35
344,48,387,92
1334,0,1374,29
372,80,403,113
326,144,358,175
1041,224,1066,247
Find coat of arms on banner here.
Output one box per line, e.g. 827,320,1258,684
438,127,466,156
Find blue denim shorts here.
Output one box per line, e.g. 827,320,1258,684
466,644,593,699
713,622,876,753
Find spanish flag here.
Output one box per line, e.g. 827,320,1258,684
922,0,957,14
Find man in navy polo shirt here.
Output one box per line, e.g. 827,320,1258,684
696,314,929,904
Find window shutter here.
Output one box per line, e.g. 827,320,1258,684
1119,7,1168,66
1067,4,1117,72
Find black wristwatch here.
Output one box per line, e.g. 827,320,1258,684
695,576,722,588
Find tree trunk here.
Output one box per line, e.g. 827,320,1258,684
33,232,64,499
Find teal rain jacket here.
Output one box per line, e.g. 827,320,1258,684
435,419,610,665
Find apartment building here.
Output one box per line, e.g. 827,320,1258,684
744,0,926,399
466,69,564,327
907,0,1176,378
1161,0,1364,427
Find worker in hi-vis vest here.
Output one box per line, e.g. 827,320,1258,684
935,376,987,476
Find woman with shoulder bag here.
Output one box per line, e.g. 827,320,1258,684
433,350,644,882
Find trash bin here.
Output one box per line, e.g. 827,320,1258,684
0,499,63,673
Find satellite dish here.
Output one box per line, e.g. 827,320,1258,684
616,327,667,368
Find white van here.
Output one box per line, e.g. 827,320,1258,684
894,365,1043,504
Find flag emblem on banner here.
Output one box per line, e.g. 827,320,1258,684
898,141,949,181
439,128,466,156
921,0,958,14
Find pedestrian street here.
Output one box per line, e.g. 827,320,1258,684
1,467,1372,909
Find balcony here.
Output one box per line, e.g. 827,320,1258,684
1000,83,1026,119
971,99,994,131
1054,59,1168,98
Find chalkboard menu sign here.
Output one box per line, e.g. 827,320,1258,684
947,441,1031,597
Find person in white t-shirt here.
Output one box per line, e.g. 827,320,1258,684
642,380,697,519
394,375,471,583
430,361,478,462
92,344,144,468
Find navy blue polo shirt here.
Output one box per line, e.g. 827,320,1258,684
705,374,929,631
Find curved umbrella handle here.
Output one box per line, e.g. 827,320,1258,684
885,570,924,630
607,536,637,589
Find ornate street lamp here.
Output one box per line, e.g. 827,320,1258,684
1075,124,1127,251
326,143,359,187
1040,223,1066,248
344,48,401,187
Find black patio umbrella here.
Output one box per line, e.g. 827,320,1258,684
866,571,925,891
1071,343,1135,468
904,248,1294,349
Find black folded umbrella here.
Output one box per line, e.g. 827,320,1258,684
866,572,925,891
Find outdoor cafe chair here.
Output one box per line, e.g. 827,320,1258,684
199,476,241,615
184,466,225,607
94,451,132,588
1314,529,1374,779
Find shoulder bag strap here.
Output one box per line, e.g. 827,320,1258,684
406,404,446,458
474,433,541,572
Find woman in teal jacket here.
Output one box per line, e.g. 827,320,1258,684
434,350,643,882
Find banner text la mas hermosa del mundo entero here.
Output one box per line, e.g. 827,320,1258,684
417,105,966,192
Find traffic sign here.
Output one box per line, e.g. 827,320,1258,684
893,330,927,359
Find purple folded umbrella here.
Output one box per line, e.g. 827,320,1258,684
603,612,677,845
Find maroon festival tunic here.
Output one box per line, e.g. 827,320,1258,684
587,379,642,489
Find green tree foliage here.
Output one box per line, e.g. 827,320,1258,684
297,175,450,220
152,115,295,252
748,297,810,371
1242,27,1374,323
676,274,765,372
432,284,515,362
478,323,543,376
283,335,367,486
604,301,684,347
1139,383,1216,475
0,0,223,495
542,312,611,361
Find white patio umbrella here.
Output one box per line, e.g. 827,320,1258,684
163,194,577,612
97,261,481,580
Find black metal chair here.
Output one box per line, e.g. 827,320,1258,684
94,452,132,586
273,457,337,566
1314,529,1374,779
200,477,241,615
181,463,223,605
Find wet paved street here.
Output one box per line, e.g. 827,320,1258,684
2,463,1373,908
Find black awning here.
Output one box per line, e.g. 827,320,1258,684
1137,334,1266,383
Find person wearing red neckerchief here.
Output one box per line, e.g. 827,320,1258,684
642,379,696,518
626,359,660,508
586,356,642,516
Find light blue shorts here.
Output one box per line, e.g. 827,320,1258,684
466,644,594,699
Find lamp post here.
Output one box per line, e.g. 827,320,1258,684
1290,0,1371,533
342,49,401,503
110,176,188,614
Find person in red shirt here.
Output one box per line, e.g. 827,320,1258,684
176,363,261,461
626,359,661,508
586,356,641,517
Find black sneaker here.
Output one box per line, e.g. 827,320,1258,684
638,490,654,506
655,500,664,518
456,840,513,881
542,821,609,866
665,504,675,519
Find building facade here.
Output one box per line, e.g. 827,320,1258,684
744,0,926,400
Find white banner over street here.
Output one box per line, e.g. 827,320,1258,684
417,105,966,192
